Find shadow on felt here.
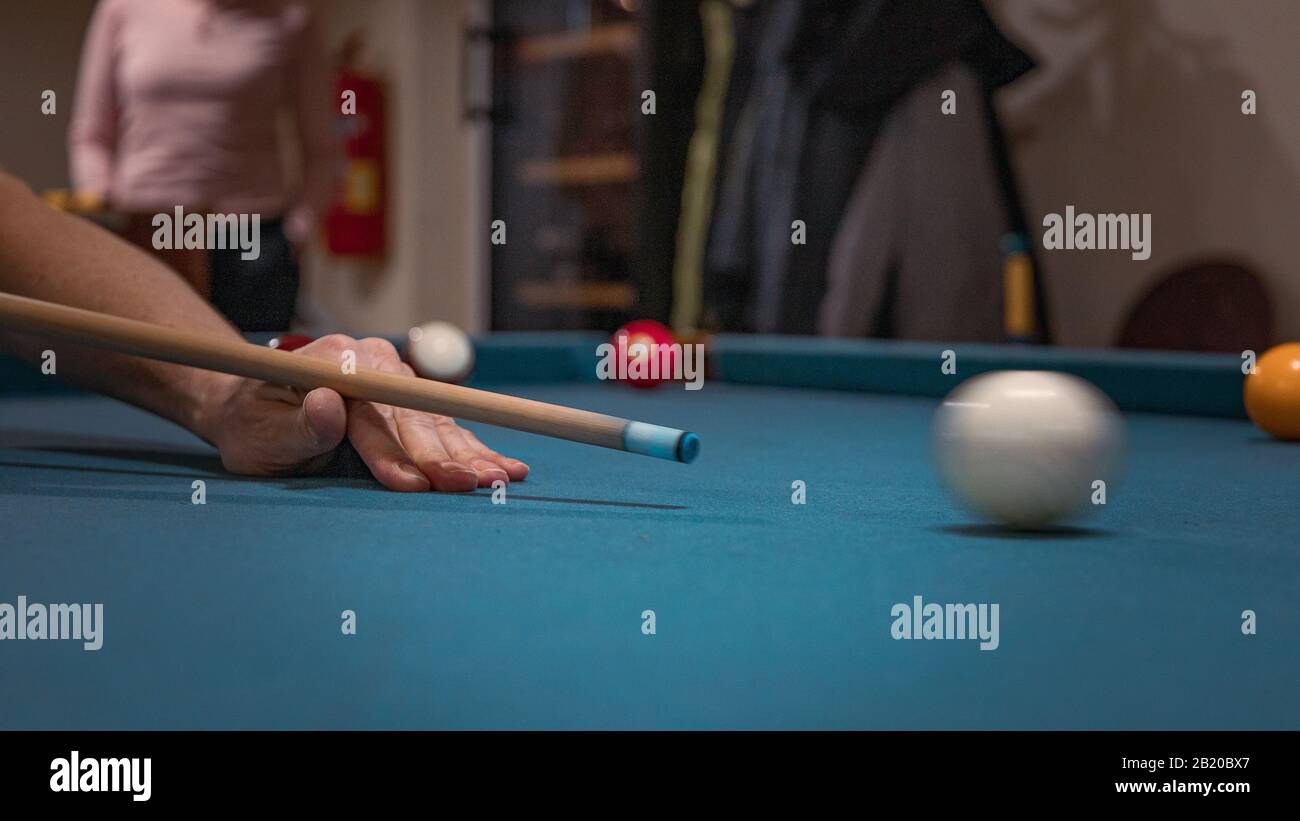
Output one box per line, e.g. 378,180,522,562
934,523,1117,540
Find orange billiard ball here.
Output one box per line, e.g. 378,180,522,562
1244,343,1300,440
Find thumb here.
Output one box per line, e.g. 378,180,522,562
295,387,348,457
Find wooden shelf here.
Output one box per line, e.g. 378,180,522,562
518,152,638,187
515,23,636,65
514,280,635,311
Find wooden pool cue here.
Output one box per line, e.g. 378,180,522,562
0,292,700,464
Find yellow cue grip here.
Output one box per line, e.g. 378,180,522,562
1001,233,1036,342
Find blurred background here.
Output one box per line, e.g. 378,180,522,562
0,0,1297,350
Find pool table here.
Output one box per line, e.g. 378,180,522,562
0,334,1296,730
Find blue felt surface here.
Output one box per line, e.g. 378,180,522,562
1,382,1296,729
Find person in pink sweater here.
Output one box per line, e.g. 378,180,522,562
69,0,338,331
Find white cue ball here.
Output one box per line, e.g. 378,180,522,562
932,370,1123,529
406,321,474,383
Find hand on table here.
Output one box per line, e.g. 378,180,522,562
199,334,529,491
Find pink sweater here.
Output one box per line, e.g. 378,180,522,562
69,0,338,245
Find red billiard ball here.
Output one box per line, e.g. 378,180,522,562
267,334,315,352
613,319,677,389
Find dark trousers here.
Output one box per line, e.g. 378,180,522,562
210,219,299,332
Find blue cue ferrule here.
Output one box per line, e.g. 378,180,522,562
623,422,700,463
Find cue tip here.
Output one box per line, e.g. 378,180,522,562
623,422,700,463
676,432,700,464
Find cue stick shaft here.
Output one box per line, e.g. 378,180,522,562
0,292,698,463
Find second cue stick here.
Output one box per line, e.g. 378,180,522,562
0,292,700,463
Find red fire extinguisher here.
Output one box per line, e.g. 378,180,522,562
325,34,387,257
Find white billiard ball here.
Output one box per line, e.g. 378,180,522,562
932,370,1123,529
406,321,474,383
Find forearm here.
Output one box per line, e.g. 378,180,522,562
285,10,340,246
68,0,121,200
0,171,240,442
68,136,115,202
